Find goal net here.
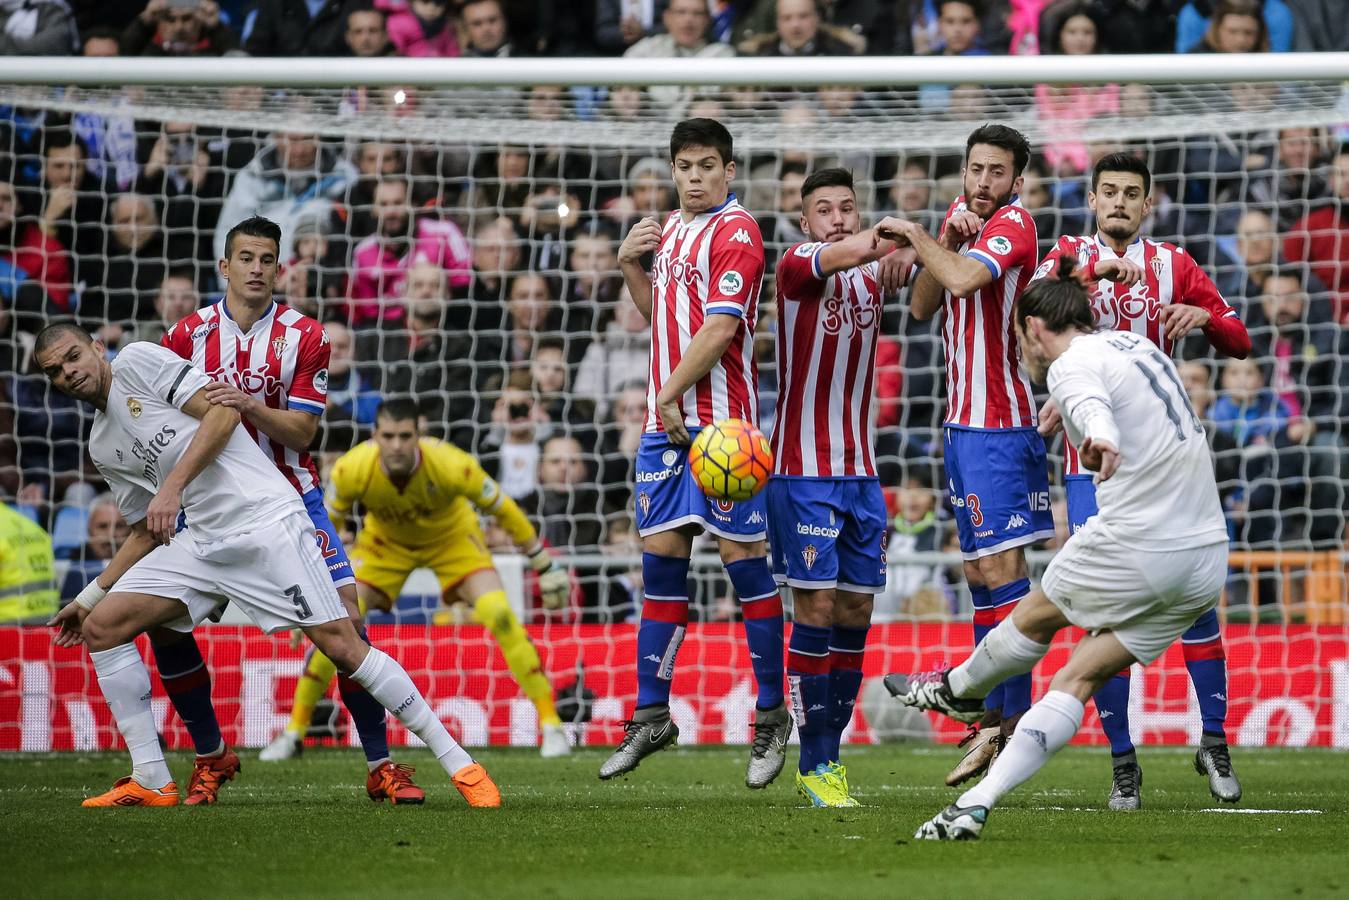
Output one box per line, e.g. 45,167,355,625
1,57,1345,753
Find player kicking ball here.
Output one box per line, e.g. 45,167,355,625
768,167,916,807
601,117,791,787
265,398,574,760
1034,153,1249,808
38,325,500,808
890,262,1230,840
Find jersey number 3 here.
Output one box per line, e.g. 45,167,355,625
285,584,312,620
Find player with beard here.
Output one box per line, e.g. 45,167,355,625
877,124,1052,787
1032,153,1250,809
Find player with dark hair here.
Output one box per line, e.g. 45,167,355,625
1032,152,1250,808
892,260,1231,840
769,166,916,806
878,123,1052,785
602,117,791,787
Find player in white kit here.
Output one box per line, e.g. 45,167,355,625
38,324,501,808
888,260,1230,840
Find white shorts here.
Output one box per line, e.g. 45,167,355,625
1040,517,1227,665
114,512,347,635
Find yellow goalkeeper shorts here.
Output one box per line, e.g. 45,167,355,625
349,526,496,608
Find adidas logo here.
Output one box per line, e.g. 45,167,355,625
1024,728,1048,751
1006,514,1028,530
730,228,753,245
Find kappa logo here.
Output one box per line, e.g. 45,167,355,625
802,544,818,570
747,510,764,525
271,336,288,358
730,228,753,245
126,397,142,418
1004,209,1024,226
1006,513,1028,530
643,654,662,663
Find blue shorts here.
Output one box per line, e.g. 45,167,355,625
1064,474,1098,534
634,433,768,541
302,487,355,588
944,426,1053,560
767,476,888,593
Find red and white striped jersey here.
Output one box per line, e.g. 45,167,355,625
938,196,1039,430
1036,233,1249,475
162,300,329,494
645,194,764,433
771,241,882,477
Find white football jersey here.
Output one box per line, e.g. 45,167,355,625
89,342,304,546
1047,330,1228,550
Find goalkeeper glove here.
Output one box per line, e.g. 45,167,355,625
527,544,569,610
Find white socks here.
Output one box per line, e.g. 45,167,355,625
90,644,172,790
958,690,1084,810
350,647,474,775
949,617,1051,699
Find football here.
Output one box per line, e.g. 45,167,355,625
688,419,773,502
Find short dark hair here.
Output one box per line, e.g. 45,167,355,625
965,123,1031,178
670,118,733,166
800,167,855,203
223,216,283,259
1015,257,1094,334
375,396,420,425
33,322,93,358
535,336,566,356
938,0,981,14
1092,152,1151,196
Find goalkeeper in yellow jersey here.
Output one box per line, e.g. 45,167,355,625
261,398,572,760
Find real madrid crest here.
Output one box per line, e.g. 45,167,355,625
126,397,142,418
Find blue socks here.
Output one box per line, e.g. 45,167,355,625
635,553,690,709
788,622,830,774
1182,608,1229,739
725,557,785,710
338,627,390,764
150,635,222,755
1094,672,1135,755
824,624,868,764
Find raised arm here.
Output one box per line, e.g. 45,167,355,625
618,216,663,322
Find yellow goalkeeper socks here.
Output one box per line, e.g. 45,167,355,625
288,647,338,735
471,589,561,727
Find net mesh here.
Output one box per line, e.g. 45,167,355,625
1,75,1346,752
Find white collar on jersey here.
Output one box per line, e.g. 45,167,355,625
1093,232,1144,260
217,298,277,336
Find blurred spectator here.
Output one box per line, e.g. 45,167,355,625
483,368,551,498
135,121,226,274
1244,126,1327,231
80,25,121,56
0,0,77,54
1216,208,1278,302
625,0,734,112
136,269,200,344
1184,0,1271,52
349,176,472,328
575,289,649,410
34,134,105,280
323,321,381,429
594,380,644,507
596,0,667,54
1249,273,1342,437
243,0,367,56
566,233,620,306
1288,0,1349,51
121,0,238,56
1086,0,1177,53
384,0,460,57
461,0,515,56
466,214,521,318
603,157,676,229
214,127,356,264
1035,3,1118,176
531,336,590,425
520,434,603,550
0,500,56,623
1177,0,1291,53
344,5,391,55
73,492,128,564
503,271,554,363
593,513,641,622
740,0,866,55
917,1,991,109
1284,149,1349,323
79,192,166,326
887,158,942,233
875,471,944,620
0,177,72,318
732,0,897,53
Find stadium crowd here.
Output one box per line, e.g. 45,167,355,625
0,0,1346,625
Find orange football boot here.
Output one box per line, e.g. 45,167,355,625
367,762,426,805
184,748,242,806
83,776,180,808
451,763,501,808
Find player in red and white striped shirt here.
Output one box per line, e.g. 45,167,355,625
878,124,1052,785
150,216,424,805
767,167,917,806
600,118,790,789
1033,153,1250,809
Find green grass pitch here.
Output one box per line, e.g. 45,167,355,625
2,745,1345,899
